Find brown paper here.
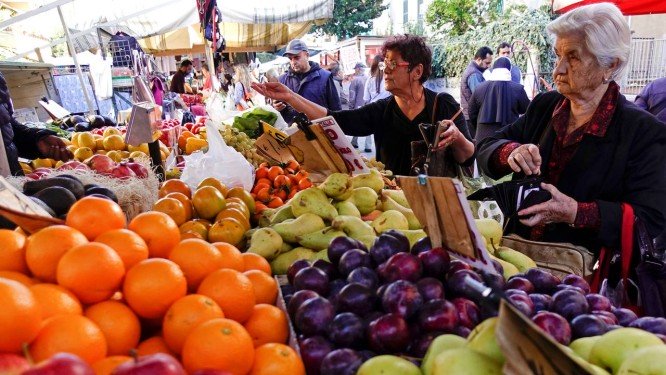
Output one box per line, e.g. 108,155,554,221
0,176,64,233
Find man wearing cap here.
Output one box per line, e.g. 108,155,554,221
276,39,341,124
348,62,372,152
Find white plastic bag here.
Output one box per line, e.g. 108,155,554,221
180,120,255,191
205,92,228,125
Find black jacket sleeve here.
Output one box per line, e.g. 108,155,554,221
329,98,389,137
11,118,55,160
468,90,481,139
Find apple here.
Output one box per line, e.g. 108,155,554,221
356,355,420,375
22,353,93,375
0,353,30,374
112,353,185,375
616,345,666,375
588,328,665,373
84,154,115,174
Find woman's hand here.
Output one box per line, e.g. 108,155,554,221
37,135,72,161
518,183,578,226
250,82,293,104
436,120,462,149
508,144,542,175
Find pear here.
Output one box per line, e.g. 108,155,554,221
343,187,379,215
334,187,354,201
466,317,505,365
311,249,329,262
357,355,421,375
371,210,409,233
357,234,378,250
297,227,347,251
397,229,428,248
589,328,664,374
272,213,326,243
496,246,537,273
257,208,276,228
381,195,422,229
617,345,666,375
351,168,384,192
334,201,361,218
332,215,376,238
270,247,316,275
247,228,283,260
421,334,467,375
319,173,353,199
489,253,520,279
381,189,410,208
290,187,338,221
269,205,295,225
475,218,503,248
432,347,502,375
569,336,601,362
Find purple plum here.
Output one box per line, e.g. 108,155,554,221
408,332,440,358
418,248,451,279
367,313,411,353
320,349,364,375
452,298,480,329
505,289,529,298
418,299,459,333
327,312,365,348
328,236,364,265
592,310,618,325
295,296,335,337
447,260,472,276
338,249,372,277
327,279,347,301
532,311,572,345
287,259,311,285
481,270,506,291
508,292,535,317
505,277,535,293
379,253,423,283
382,280,423,318
299,336,334,375
336,282,377,317
454,326,472,338
554,284,586,295
358,350,377,362
312,259,338,280
382,230,411,253
561,274,591,294
287,290,319,318
416,277,445,301
369,235,404,265
530,293,553,313
410,236,432,255
586,294,612,312
630,317,666,335
525,268,561,294
347,267,379,290
294,267,330,296
446,269,483,299
614,307,639,326
571,314,608,339
376,284,388,300
552,289,589,320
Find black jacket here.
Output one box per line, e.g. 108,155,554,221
477,90,666,253
468,79,530,142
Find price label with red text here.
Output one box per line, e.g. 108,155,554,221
313,116,370,176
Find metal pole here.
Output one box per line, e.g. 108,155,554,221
57,5,95,116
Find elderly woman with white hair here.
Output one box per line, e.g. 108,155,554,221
476,2,666,253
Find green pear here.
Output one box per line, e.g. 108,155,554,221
332,215,375,238
589,328,664,374
296,227,347,250
397,229,428,248
290,187,338,220
357,355,420,375
269,205,295,225
588,365,611,375
346,187,379,215
381,195,422,229
319,173,353,199
371,210,409,233
569,336,601,361
280,241,293,255
489,254,520,279
475,218,503,249
496,246,537,273
311,249,329,262
351,168,384,192
381,189,410,208
333,187,354,201
421,334,467,375
247,227,283,260
257,208,275,227
269,247,316,275
272,213,326,243
467,317,505,365
334,200,361,218
617,345,666,375
432,347,502,375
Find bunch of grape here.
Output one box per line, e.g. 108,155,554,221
220,126,266,167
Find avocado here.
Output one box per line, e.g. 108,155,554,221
87,115,106,128
57,174,83,185
84,186,118,203
70,115,86,125
33,186,77,216
74,122,90,132
84,183,100,191
24,177,85,199
102,116,116,127
87,193,114,202
29,197,56,217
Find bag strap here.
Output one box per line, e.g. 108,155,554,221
431,92,443,125
590,203,635,292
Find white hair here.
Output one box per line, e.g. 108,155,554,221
547,3,630,81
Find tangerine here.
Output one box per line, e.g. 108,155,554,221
0,229,27,273
159,179,192,199
197,269,255,323
30,283,82,320
244,270,278,305
163,294,224,354
29,314,107,365
0,279,42,353
250,343,305,375
208,218,246,246
192,186,226,220
128,212,181,258
241,253,272,275
123,259,187,319
26,225,88,283
179,221,209,240
94,229,149,270
226,188,255,215
0,270,36,286
85,301,141,356
215,208,250,230
211,243,244,271
153,197,188,226
197,177,229,197
65,197,127,240
243,304,288,347
165,192,194,222
168,239,224,291
91,356,132,375
135,336,177,357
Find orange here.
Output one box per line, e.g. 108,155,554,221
226,188,255,215
30,283,82,320
178,131,195,151
0,229,28,273
56,243,125,304
153,197,188,226
250,343,305,375
159,179,192,199
29,314,107,365
181,318,254,374
163,294,224,354
94,229,149,270
241,253,272,275
128,212,181,258
65,197,127,240
208,218,245,247
192,186,226,220
180,231,204,240
168,239,224,291
0,279,42,353
211,243,244,272
26,225,88,283
85,301,141,356
0,270,36,286
123,259,187,319
135,336,177,357
244,270,278,305
225,198,251,219
243,304,288,347
197,177,229,197
215,208,250,230
92,356,132,375
197,269,255,323
179,221,209,240
165,192,194,222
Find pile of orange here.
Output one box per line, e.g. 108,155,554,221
0,195,303,374
251,160,313,213
153,177,255,247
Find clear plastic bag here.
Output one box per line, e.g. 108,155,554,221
180,120,255,191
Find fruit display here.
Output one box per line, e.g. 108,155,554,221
180,94,203,106
220,125,266,167
251,160,313,211
52,114,117,132
0,196,303,374
231,107,278,139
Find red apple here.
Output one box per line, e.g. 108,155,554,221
0,353,29,374
111,353,185,375
109,163,136,179
84,154,115,175
125,162,149,178
22,353,93,375
56,161,88,171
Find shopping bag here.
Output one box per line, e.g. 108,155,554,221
180,120,254,191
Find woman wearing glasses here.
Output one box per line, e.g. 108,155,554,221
252,34,474,176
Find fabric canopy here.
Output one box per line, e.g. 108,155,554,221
552,0,666,15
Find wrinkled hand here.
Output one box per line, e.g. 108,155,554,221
518,183,578,226
508,144,542,175
37,135,72,161
273,101,286,111
251,82,293,104
435,120,461,149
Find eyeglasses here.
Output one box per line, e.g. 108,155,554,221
379,59,411,72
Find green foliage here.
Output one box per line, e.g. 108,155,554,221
430,7,555,79
404,21,426,37
316,0,387,40
425,0,476,36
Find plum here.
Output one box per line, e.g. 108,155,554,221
504,277,535,293
327,312,365,348
312,259,338,280
336,283,377,317
379,253,423,283
370,235,404,265
630,317,666,335
490,258,504,274
320,349,364,375
481,269,506,291
508,292,535,317
554,284,586,295
560,274,591,294
446,269,482,299
592,310,618,325
287,259,310,285
571,314,608,339
454,326,472,338
418,248,450,279
347,267,379,290
382,280,423,319
338,249,372,277
525,268,561,294
452,298,480,329
328,237,364,265
408,332,440,358
287,290,319,318
614,307,638,326
410,236,432,255
416,277,445,301
293,267,330,296
367,313,411,353
585,294,612,312
532,311,572,345
504,289,528,298
299,336,334,375
552,289,589,320
295,296,335,337
383,229,411,253
418,299,459,333
529,293,553,313
447,260,472,276
327,279,347,303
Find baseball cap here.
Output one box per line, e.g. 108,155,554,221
284,39,309,56
354,62,366,69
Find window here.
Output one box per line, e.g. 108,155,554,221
417,0,424,21
403,0,409,24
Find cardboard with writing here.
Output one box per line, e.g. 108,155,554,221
0,176,64,233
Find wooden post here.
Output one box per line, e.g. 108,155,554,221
34,48,43,63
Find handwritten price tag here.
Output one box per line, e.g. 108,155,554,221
312,116,370,176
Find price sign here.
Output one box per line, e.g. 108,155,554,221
312,116,369,176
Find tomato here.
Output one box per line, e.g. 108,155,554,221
252,182,271,194
256,167,269,180
288,189,298,200
267,197,284,208
273,175,291,189
268,166,284,181
295,170,309,182
255,201,268,213
298,178,313,190
275,188,288,201
256,177,272,187
256,187,272,203
286,160,300,171
259,162,269,169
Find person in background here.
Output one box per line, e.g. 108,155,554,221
461,46,493,122
348,62,372,152
497,42,523,84
276,39,341,123
261,69,280,105
233,64,254,111
635,77,666,123
201,65,213,91
364,55,391,103
170,59,193,94
0,72,71,176
328,63,348,109
468,57,530,143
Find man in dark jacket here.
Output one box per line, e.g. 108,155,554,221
276,39,341,124
460,46,493,122
0,72,71,176
635,77,666,123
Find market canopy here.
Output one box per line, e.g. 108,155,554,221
552,0,666,15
